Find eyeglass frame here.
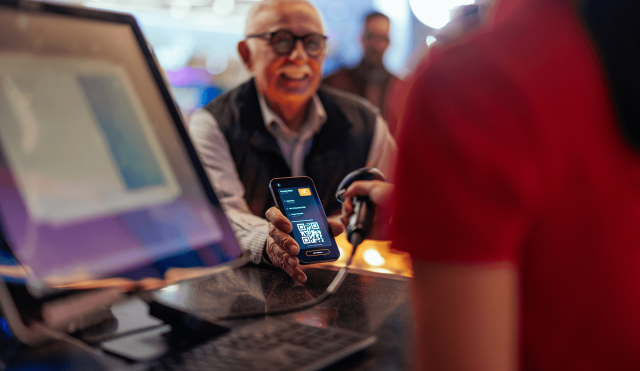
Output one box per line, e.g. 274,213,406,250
245,30,328,58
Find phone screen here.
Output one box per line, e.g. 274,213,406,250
270,177,339,263
278,187,332,249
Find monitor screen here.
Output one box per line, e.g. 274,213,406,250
0,3,242,290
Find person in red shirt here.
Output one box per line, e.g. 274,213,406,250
337,0,640,369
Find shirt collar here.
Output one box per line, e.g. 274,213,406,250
257,92,328,141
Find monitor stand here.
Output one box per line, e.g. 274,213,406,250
147,297,229,336
0,279,229,363
98,294,230,362
0,280,123,346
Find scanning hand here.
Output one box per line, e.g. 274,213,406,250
265,207,344,283
340,180,394,241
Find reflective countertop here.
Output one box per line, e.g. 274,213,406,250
6,264,415,371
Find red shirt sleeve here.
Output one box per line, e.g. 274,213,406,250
392,43,543,264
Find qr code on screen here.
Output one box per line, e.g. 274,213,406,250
297,222,324,244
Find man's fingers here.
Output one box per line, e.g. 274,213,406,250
265,207,293,233
267,238,306,282
268,223,300,255
277,250,305,282
267,240,281,266
281,252,299,269
267,235,298,268
328,219,344,237
265,206,308,283
283,265,307,283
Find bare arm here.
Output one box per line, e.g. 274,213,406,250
412,260,519,371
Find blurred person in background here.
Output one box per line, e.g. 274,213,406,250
188,0,396,283
273,0,640,369
322,12,398,122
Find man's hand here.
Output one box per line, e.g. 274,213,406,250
265,207,344,283
340,180,394,240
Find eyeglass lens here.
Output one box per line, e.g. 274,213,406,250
270,31,325,57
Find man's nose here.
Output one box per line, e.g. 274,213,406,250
288,39,309,62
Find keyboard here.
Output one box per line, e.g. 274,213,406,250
147,319,377,371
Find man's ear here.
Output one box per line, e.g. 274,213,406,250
238,41,252,71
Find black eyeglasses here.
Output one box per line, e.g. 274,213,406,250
245,30,327,58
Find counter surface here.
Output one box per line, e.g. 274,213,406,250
5,264,414,370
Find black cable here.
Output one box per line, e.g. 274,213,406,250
212,242,360,321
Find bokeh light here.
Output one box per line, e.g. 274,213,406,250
206,54,229,75
212,0,235,16
363,249,385,266
409,0,474,29
169,0,191,19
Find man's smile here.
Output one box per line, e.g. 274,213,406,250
280,69,311,81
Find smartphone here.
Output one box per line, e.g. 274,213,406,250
269,177,340,264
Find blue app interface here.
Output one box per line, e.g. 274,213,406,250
278,187,331,250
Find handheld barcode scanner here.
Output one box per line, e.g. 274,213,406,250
335,168,387,248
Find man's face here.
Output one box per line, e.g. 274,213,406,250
362,16,390,66
241,2,326,107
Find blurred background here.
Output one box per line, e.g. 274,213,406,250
50,0,494,119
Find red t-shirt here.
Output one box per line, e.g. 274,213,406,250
393,0,640,369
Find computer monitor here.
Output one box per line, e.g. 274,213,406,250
0,0,242,294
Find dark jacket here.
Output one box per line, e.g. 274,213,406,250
322,61,398,119
203,79,377,217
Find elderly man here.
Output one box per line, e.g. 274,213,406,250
188,0,396,282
